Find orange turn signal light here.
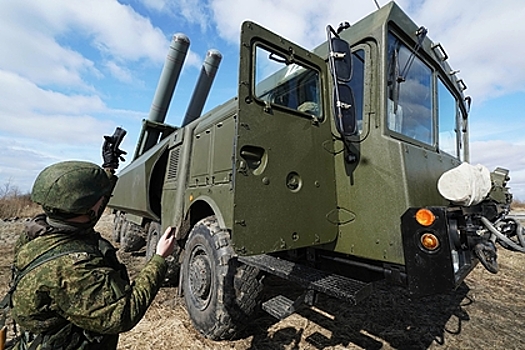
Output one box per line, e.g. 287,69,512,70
415,208,435,227
420,233,440,251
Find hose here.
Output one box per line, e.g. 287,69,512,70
501,217,525,248
480,216,525,253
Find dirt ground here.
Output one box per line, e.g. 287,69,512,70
1,213,524,350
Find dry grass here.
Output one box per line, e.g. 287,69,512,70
0,194,40,220
1,213,524,350
511,199,525,211
0,181,40,220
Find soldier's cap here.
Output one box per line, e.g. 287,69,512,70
31,160,112,215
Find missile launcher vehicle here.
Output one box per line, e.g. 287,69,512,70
108,1,524,340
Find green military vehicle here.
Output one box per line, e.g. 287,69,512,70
108,1,524,340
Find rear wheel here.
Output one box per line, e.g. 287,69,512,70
113,212,124,243
120,221,146,252
146,222,181,284
182,216,262,340
145,222,160,261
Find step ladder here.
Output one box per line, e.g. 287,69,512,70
238,254,372,319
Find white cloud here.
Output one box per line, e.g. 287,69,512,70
0,0,170,91
401,0,525,101
0,151,50,195
208,0,377,48
139,0,167,11
138,0,211,31
470,140,525,199
0,70,105,117
0,17,98,89
105,61,135,83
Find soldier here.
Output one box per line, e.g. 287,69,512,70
5,135,176,349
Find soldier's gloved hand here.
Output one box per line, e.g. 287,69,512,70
157,227,176,258
102,135,126,169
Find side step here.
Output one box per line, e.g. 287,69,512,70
238,254,372,305
262,295,296,319
261,289,318,319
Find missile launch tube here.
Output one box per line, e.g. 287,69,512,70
142,33,190,152
181,49,222,127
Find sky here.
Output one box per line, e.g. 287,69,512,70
0,0,524,200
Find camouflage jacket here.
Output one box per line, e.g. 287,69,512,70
10,214,167,350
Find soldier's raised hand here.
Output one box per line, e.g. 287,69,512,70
156,226,176,258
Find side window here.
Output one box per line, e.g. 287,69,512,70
438,79,458,157
254,45,322,119
348,49,365,134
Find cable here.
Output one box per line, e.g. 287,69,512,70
481,216,525,253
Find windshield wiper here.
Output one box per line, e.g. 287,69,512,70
269,52,295,65
398,26,427,83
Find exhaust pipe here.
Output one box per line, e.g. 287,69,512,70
181,49,222,127
142,33,190,152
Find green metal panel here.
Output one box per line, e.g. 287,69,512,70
233,21,337,255
330,135,409,264
109,137,170,221
161,101,237,234
330,135,457,265
189,127,211,186
212,116,236,184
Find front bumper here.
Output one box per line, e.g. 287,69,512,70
401,207,477,297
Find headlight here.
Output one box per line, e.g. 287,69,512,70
420,232,440,251
415,208,435,227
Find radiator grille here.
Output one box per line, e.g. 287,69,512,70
167,148,180,180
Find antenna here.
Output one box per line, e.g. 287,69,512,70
373,0,380,10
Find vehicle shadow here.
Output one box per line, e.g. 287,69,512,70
244,276,471,350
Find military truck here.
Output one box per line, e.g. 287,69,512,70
108,1,524,340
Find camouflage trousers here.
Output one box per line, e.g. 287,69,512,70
11,323,117,350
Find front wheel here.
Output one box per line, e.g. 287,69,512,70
182,216,262,340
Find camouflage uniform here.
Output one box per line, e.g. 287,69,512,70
7,160,168,349
10,214,167,349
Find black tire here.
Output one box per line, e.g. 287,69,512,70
145,221,161,261
182,216,263,340
113,212,123,243
119,219,128,245
121,221,146,252
146,222,181,285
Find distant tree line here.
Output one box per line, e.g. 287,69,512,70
0,180,38,219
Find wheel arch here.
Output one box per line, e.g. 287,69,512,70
148,149,170,218
180,196,226,240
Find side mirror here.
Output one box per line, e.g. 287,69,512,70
327,25,357,137
331,37,353,82
334,84,356,136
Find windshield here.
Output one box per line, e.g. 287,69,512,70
254,45,322,119
387,33,433,145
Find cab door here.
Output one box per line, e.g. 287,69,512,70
232,21,337,255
